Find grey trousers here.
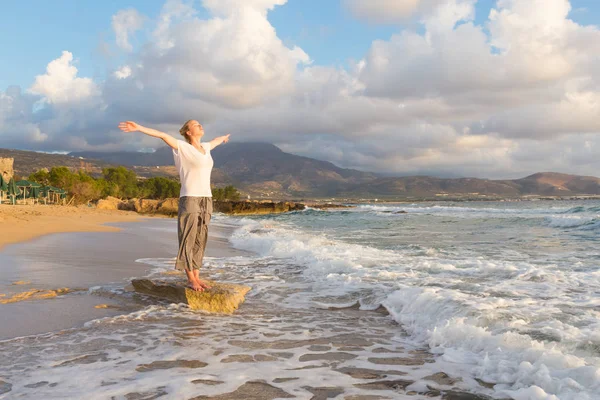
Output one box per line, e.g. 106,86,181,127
176,196,213,271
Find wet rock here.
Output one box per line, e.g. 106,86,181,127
0,380,12,395
442,391,495,400
367,357,430,366
423,372,461,386
337,346,365,352
371,347,404,353
131,279,250,314
273,378,299,383
190,381,295,399
1,287,84,304
307,345,332,351
220,354,278,363
56,353,109,366
136,360,207,372
299,352,358,362
268,352,295,359
192,379,225,385
303,386,344,400
354,379,413,391
24,381,49,388
374,305,390,316
124,386,168,400
335,367,407,380
344,396,392,400
475,379,495,389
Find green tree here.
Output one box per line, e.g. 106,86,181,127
28,169,50,185
49,166,75,189
102,166,139,198
140,177,181,199
211,185,240,201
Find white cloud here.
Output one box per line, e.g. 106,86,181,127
28,51,99,105
343,0,471,23
112,8,144,51
114,66,132,79
4,0,600,180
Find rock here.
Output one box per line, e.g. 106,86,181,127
119,198,137,211
354,379,413,391
423,372,461,386
24,381,49,389
442,391,494,400
299,352,358,362
124,386,168,400
273,378,299,383
136,360,207,372
96,196,122,210
303,386,344,400
367,357,431,366
334,367,407,379
134,199,160,213
0,380,12,395
157,198,178,215
214,200,305,215
190,381,295,399
220,354,278,363
192,379,225,385
131,279,251,314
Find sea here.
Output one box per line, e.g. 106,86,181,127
1,200,599,399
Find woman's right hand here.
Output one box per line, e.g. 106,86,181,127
118,121,141,132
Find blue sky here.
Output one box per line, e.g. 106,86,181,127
1,0,597,91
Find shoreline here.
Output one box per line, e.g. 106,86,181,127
0,217,248,340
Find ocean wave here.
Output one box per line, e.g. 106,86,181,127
544,215,600,229
227,216,600,399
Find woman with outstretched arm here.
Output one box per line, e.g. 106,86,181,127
118,120,230,291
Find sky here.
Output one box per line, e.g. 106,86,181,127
1,0,599,179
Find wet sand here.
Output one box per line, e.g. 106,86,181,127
0,218,249,339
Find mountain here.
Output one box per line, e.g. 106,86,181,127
70,143,378,197
2,145,600,199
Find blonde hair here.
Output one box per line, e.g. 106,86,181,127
179,120,193,143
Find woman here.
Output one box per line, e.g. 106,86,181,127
118,120,230,292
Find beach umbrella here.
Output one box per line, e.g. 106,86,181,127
7,177,17,204
8,177,17,196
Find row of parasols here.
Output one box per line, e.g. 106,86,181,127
0,175,67,204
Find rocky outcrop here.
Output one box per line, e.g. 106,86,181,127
0,157,14,182
96,196,122,210
131,279,251,313
95,197,305,216
214,200,305,215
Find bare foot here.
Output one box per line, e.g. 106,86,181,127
193,270,212,289
197,279,212,290
188,280,204,292
185,269,204,292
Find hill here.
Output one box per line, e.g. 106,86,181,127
2,146,599,199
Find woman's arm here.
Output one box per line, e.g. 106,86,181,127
209,134,230,150
118,121,179,150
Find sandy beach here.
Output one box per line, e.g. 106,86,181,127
0,204,146,251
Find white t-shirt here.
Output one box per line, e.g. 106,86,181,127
173,140,214,197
